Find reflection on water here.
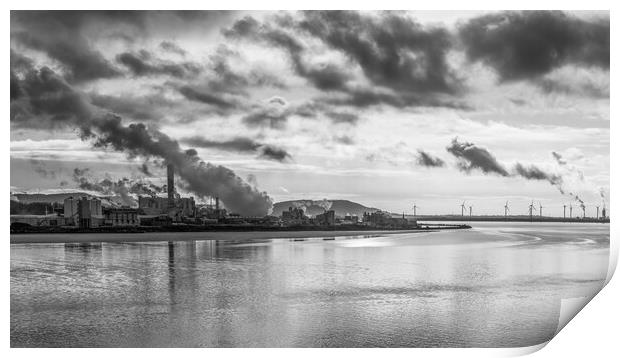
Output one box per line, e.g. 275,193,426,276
11,223,609,347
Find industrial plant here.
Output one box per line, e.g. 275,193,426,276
9,163,609,233
10,165,425,233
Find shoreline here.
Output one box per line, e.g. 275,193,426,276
10,228,452,244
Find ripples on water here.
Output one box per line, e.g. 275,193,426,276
10,222,609,347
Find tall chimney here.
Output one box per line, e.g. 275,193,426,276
215,197,219,211
167,164,175,208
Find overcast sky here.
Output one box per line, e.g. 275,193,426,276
10,10,609,216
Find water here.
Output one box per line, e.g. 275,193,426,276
10,222,610,347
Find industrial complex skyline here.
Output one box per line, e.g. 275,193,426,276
10,10,609,216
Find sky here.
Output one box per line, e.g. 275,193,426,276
10,10,609,217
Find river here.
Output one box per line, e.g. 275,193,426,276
10,222,610,347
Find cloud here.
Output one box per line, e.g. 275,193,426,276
89,92,174,121
181,136,292,162
241,106,290,129
294,11,461,94
324,111,359,124
159,40,186,56
446,137,509,176
224,11,465,110
176,85,239,111
259,145,292,162
116,50,202,78
11,11,125,82
416,150,445,167
10,64,98,129
333,135,355,145
459,11,609,81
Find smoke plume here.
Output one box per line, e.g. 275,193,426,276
416,150,445,167
71,168,168,206
12,64,273,216
446,138,510,176
513,163,564,193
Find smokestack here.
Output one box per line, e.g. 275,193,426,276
216,197,220,211
167,164,174,208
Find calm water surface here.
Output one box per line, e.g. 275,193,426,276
10,222,610,347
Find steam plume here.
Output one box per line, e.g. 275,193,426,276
12,64,272,216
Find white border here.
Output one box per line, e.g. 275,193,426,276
4,1,617,356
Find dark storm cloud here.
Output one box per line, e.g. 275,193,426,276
11,11,236,83
181,136,292,162
416,150,445,168
177,85,238,111
209,47,288,95
224,11,464,109
536,77,609,99
446,138,509,176
160,41,187,56
10,71,21,101
241,108,290,129
11,11,124,82
89,92,173,121
459,11,609,81
11,63,273,216
10,65,97,128
116,51,202,78
224,16,349,92
294,11,460,94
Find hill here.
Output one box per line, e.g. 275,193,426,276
272,199,380,217
11,192,124,208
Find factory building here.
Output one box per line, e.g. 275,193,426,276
315,210,336,226
104,207,140,226
281,206,307,225
138,196,169,215
64,196,103,228
138,164,195,221
362,211,415,228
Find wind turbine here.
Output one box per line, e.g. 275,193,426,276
539,202,543,217
469,205,473,217
460,201,466,217
569,204,573,219
528,200,537,221
504,201,510,218
563,204,567,219
596,206,600,219
413,203,418,217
